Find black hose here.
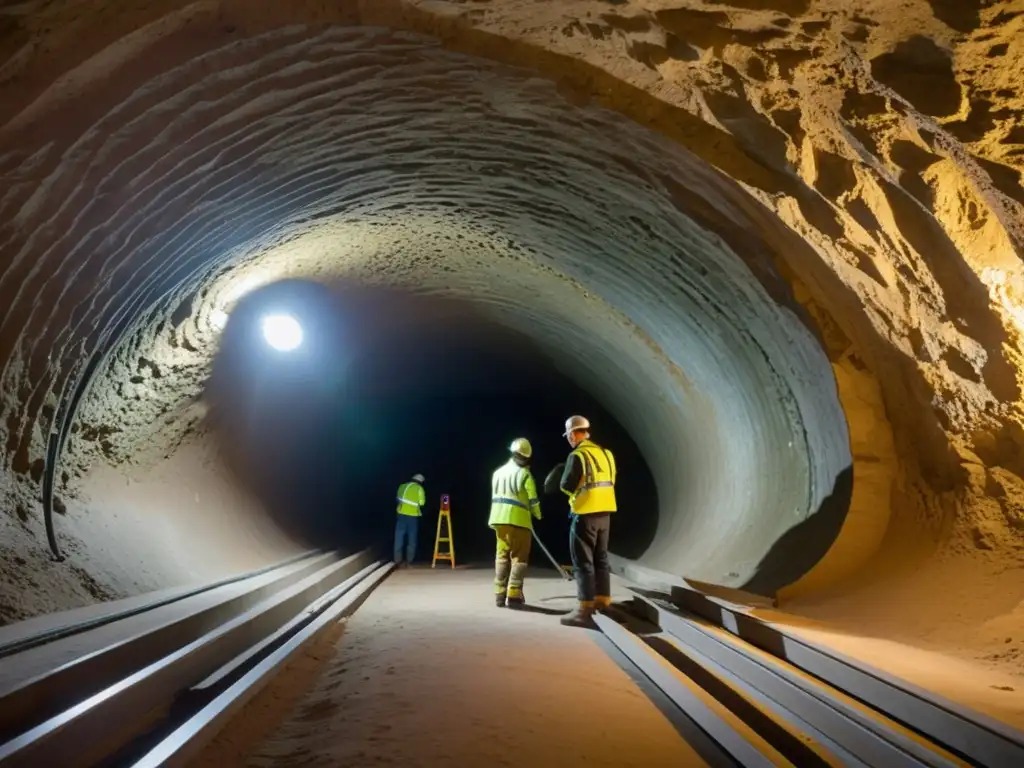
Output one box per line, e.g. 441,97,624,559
40,258,214,561
41,340,116,561
543,462,565,496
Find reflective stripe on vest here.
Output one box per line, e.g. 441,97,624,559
488,460,538,529
493,466,528,507
396,482,423,516
491,496,528,509
570,441,617,514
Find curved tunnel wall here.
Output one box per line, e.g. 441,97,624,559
0,0,1019,671
16,0,1024,630
0,26,856,597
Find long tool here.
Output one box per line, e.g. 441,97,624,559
532,529,573,580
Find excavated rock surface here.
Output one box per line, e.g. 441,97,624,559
0,0,1023,670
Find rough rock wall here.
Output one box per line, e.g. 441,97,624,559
0,0,1021,644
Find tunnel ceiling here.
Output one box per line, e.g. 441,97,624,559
1,1,1023,594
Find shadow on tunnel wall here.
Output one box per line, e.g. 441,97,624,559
200,279,658,565
738,465,854,598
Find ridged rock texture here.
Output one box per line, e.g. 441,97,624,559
1,0,1023,678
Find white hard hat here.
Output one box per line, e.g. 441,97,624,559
562,415,590,437
412,473,425,483
509,437,532,459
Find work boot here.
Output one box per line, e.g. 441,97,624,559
496,593,507,608
560,601,596,628
506,595,526,610
594,595,613,612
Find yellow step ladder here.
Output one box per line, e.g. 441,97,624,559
432,494,455,568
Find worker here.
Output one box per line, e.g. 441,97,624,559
558,415,617,627
394,473,426,568
489,437,541,609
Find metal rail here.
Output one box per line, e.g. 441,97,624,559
131,561,394,768
0,549,322,659
659,584,1024,767
0,549,390,767
593,590,1024,768
594,611,782,767
0,550,345,743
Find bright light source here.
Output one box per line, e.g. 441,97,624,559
261,313,303,351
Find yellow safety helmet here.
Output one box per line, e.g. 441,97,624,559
509,437,533,459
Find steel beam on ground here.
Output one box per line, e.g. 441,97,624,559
660,586,1024,767
131,562,394,768
593,613,783,768
0,551,373,768
633,596,962,768
0,551,340,742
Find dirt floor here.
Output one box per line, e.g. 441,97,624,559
196,568,707,767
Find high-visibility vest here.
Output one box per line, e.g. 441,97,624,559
488,459,540,530
566,440,617,515
396,481,426,517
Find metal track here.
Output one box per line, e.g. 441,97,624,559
130,562,394,768
0,550,344,743
0,549,391,768
0,550,323,659
661,584,1024,766
594,591,1024,767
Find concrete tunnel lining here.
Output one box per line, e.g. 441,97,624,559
0,25,855,597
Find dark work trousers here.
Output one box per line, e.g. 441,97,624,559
394,515,420,564
569,512,611,602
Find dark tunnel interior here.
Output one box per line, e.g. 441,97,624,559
203,279,659,568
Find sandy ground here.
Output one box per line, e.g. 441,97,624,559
197,568,705,768
785,547,1024,673
777,517,1024,726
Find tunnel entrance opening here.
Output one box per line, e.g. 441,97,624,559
203,279,659,567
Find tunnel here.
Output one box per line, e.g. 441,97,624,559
201,278,663,567
1,0,1023,682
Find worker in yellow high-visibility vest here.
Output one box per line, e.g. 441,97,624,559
558,416,617,627
394,473,426,568
489,438,541,609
